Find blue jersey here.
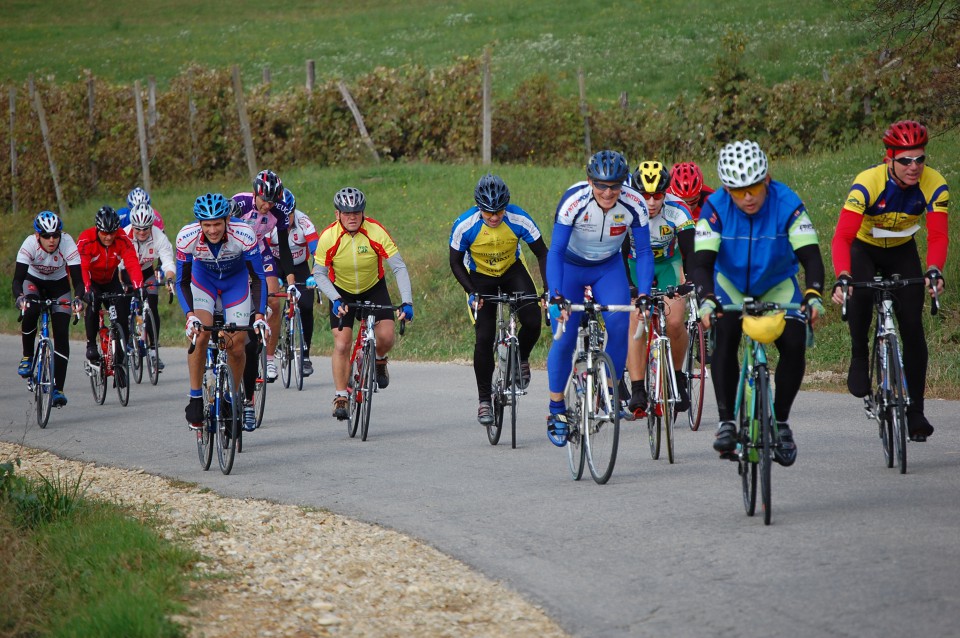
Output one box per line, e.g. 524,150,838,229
449,204,543,278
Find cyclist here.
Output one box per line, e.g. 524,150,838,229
693,140,825,466
117,187,165,230
545,150,654,447
14,211,84,407
313,187,414,421
232,169,299,387
668,162,715,222
624,161,695,417
266,188,320,377
829,120,948,442
121,202,176,372
77,206,144,389
176,193,269,430
449,173,549,425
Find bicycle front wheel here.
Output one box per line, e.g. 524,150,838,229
35,339,54,428
129,311,144,385
215,365,240,475
887,336,908,474
90,332,107,405
508,342,520,449
685,320,706,431
359,342,375,441
739,387,757,516
872,336,894,468
489,346,504,446
254,345,267,428
198,369,215,471
564,359,586,481
646,350,661,460
143,306,160,386
584,351,620,485
347,352,362,438
113,325,130,407
757,368,773,525
662,347,676,464
279,317,292,388
292,309,305,391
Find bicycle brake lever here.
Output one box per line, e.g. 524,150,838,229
399,319,406,336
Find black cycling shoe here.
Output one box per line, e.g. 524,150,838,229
907,413,934,442
86,344,100,363
674,373,690,413
376,358,390,389
628,385,648,418
185,397,204,429
847,357,870,398
713,421,738,454
774,422,797,467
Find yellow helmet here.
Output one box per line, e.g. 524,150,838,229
632,161,670,194
742,311,786,344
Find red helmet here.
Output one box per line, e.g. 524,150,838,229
669,162,704,200
882,120,928,151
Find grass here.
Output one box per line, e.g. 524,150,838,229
2,0,874,103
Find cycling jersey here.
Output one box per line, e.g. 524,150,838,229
449,204,543,277
267,210,319,266
314,216,400,295
117,206,165,231
16,233,80,282
628,194,694,263
232,192,291,241
553,182,649,264
122,225,175,276
76,227,144,290
696,180,818,298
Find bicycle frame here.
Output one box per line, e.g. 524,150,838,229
643,290,679,462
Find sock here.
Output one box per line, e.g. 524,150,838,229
189,388,203,400
549,399,566,415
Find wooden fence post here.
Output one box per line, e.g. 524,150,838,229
147,76,158,129
86,72,98,189
482,49,491,166
133,80,152,192
32,86,67,215
262,67,271,95
578,67,591,162
619,91,629,110
232,66,258,180
338,81,380,164
8,87,18,215
306,60,315,93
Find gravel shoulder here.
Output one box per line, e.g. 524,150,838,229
1,441,568,638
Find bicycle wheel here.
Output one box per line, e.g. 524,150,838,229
646,347,661,460
253,344,267,428
89,333,107,405
35,340,54,428
757,367,773,525
489,347,504,446
359,342,375,441
887,336,908,474
347,352,362,438
198,369,215,471
565,360,586,481
739,412,757,517
128,310,144,385
292,308,305,391
143,306,160,386
871,336,894,468
685,320,706,431
279,315,292,388
585,351,620,485
508,342,520,449
662,347,676,464
113,325,130,407
215,364,240,475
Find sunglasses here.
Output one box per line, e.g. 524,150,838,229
728,182,766,200
39,232,62,239
893,155,926,167
641,192,665,201
593,182,623,192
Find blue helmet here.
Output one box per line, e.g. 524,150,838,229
276,188,296,216
193,193,232,221
474,174,510,212
34,210,63,234
586,150,629,183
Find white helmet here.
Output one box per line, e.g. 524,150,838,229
717,140,768,188
129,202,155,229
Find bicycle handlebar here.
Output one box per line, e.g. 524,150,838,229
551,301,639,341
187,322,263,355
838,275,937,322
17,298,81,325
335,301,407,336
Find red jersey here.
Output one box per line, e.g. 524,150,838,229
76,227,144,289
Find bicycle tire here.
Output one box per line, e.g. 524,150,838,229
359,341,375,441
565,359,586,481
113,325,130,407
685,320,706,431
127,306,143,385
279,314,292,389
89,330,107,405
585,350,620,485
143,306,160,386
293,308,305,391
662,346,676,464
215,364,239,475
740,376,757,516
254,345,267,428
489,342,504,446
35,339,54,428
347,351,362,438
508,341,520,449
646,346,661,460
758,367,773,525
198,369,215,471
887,336,908,474
871,336,894,468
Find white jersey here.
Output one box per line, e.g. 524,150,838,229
267,210,318,266
122,225,176,274
554,182,649,263
16,233,80,281
176,220,259,279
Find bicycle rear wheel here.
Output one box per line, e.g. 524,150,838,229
293,309,305,391
662,348,676,464
279,317,292,388
489,349,504,446
646,349,661,460
565,360,586,480
35,340,54,428
113,325,130,407
198,369,215,471
684,320,706,431
129,311,144,385
757,368,773,525
585,351,620,485
887,336,908,474
359,342,375,441
254,345,267,428
215,365,240,475
143,306,160,386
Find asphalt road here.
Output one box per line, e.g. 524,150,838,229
2,334,959,638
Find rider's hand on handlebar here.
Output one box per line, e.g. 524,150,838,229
831,274,852,305
286,283,301,301
468,292,481,311
548,295,567,323
15,295,27,312
398,303,414,322
925,267,944,296
332,299,347,318
252,317,270,339
697,294,720,329
185,316,202,339
802,290,825,327
305,275,317,289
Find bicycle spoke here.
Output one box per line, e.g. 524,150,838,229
585,351,620,484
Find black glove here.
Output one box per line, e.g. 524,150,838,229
629,285,639,300
832,275,852,295
925,267,944,288
634,294,651,311
83,289,96,305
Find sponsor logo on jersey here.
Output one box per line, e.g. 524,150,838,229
609,225,626,236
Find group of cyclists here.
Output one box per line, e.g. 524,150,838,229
13,118,948,462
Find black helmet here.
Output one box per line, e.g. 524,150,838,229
632,161,671,194
587,150,629,183
253,169,283,203
334,187,366,213
95,206,121,232
474,174,510,212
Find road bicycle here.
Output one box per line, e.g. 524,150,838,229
641,284,693,464
271,284,311,391
725,299,806,526
840,274,939,474
475,291,543,448
127,289,160,386
556,294,637,484
681,289,707,431
18,298,79,428
341,301,405,442
189,321,262,475
83,292,132,407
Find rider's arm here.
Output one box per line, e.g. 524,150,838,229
153,228,177,278
245,248,268,316
676,227,695,281
386,253,413,305
12,262,28,298
926,210,949,272
630,224,654,296
118,237,144,288
528,237,549,294
311,263,341,302
795,244,825,297
68,264,84,299
275,227,296,285
830,207,862,277
546,223,573,297
448,247,474,294
620,236,635,289
175,258,195,315
690,248,717,298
